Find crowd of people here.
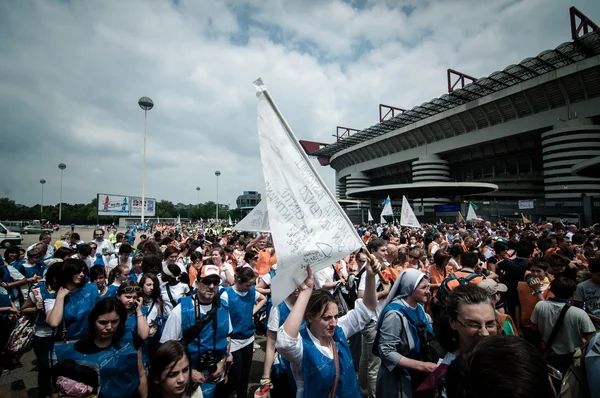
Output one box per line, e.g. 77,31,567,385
0,219,599,398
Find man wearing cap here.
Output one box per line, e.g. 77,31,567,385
160,264,232,398
478,279,518,336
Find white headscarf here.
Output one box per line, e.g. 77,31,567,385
376,268,426,328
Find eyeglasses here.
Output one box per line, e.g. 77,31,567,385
120,286,142,294
410,255,420,259
455,317,497,332
94,234,104,237
199,279,219,286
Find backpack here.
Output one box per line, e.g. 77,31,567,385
558,333,597,398
435,272,482,302
6,316,35,354
345,266,367,310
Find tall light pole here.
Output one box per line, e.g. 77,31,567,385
196,187,201,205
138,96,154,226
40,179,46,217
58,163,66,221
215,171,221,222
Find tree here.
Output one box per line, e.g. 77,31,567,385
0,198,19,220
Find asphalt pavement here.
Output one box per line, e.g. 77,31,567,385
0,226,267,398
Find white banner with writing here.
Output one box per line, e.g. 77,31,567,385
254,79,363,305
400,195,421,228
233,200,270,232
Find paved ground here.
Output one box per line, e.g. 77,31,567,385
0,226,267,398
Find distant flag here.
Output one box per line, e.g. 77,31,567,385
228,214,232,225
367,209,374,222
254,78,363,305
176,214,181,225
522,213,531,224
439,219,443,225
233,200,270,232
457,211,464,223
466,202,478,221
400,195,421,228
380,196,393,224
157,216,160,224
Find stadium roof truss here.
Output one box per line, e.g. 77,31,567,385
311,31,600,169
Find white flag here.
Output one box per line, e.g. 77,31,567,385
254,79,363,305
228,214,232,225
400,196,421,228
233,200,270,232
380,196,393,224
466,203,478,220
368,209,374,222
176,214,181,225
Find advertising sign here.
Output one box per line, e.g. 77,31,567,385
130,197,156,217
434,204,460,213
97,194,130,216
518,200,535,210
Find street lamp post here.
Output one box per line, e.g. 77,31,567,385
40,179,46,217
138,96,154,226
58,163,66,221
196,187,201,205
215,171,221,222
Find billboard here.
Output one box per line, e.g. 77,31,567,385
97,194,130,216
434,204,460,212
130,197,156,217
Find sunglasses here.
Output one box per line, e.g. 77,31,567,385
121,286,142,294
410,255,420,259
199,279,219,286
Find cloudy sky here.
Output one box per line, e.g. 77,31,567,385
1,0,598,210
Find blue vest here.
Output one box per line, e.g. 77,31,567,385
379,301,433,358
103,284,118,298
274,301,297,391
0,292,11,320
0,265,20,303
33,281,54,328
123,309,149,366
300,325,360,398
61,283,100,340
94,253,105,266
226,286,256,340
55,339,140,398
19,263,46,279
180,296,230,366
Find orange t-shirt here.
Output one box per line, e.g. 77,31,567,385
256,249,274,276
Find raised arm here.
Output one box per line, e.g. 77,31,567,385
282,267,313,339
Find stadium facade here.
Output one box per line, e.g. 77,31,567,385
304,7,600,225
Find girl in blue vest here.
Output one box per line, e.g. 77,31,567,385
276,258,380,398
117,281,150,341
159,264,232,398
373,268,437,398
20,262,59,398
46,259,100,343
217,267,267,398
261,288,300,398
105,264,130,298
54,297,148,398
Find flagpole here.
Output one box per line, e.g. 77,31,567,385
254,78,388,283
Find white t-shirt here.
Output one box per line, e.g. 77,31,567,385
314,266,335,293
93,239,115,266
107,257,132,273
160,299,233,343
358,266,385,320
219,263,235,288
28,289,53,338
267,300,293,332
275,299,374,398
220,288,261,352
161,283,190,318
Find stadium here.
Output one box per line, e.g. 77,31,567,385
302,6,600,225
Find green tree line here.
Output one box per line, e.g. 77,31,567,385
0,197,241,224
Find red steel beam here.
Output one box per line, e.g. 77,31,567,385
447,68,477,93
570,6,599,40
334,126,360,141
298,140,330,165
379,104,406,122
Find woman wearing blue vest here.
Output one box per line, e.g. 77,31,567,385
217,267,267,398
160,264,232,398
373,268,438,398
276,258,380,398
54,297,148,398
46,258,100,343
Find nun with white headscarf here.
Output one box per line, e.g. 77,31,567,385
374,268,439,398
